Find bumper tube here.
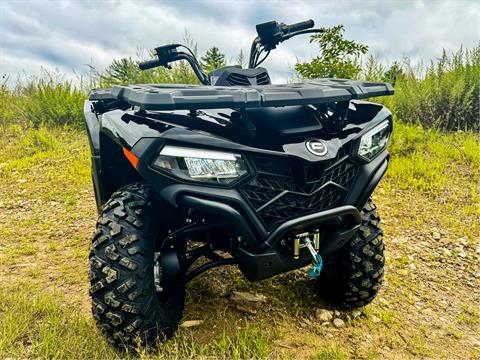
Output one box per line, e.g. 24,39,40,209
179,194,362,281
179,195,260,248
260,205,361,251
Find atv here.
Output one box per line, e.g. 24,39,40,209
85,19,393,347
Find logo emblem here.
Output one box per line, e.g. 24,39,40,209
306,139,328,156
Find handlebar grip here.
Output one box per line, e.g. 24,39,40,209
286,19,314,33
138,59,161,70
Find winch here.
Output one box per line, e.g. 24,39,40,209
292,230,323,278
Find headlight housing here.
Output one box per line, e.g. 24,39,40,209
357,121,391,161
151,145,248,185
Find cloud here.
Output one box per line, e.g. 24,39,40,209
0,0,478,85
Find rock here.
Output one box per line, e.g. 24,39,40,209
352,310,362,319
409,263,417,271
443,248,452,257
321,321,330,327
433,232,441,240
235,305,257,315
333,310,341,317
229,291,266,303
180,320,203,328
333,318,345,328
315,309,333,322
372,315,381,323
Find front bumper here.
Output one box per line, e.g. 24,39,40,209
180,196,363,280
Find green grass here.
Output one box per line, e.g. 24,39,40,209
0,282,273,359
0,282,117,359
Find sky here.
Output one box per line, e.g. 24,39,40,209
1,0,479,84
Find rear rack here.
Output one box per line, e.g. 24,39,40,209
90,79,393,111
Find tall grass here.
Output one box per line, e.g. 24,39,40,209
364,45,480,131
0,74,87,129
0,45,478,132
394,46,480,131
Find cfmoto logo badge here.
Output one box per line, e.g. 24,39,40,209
306,139,328,156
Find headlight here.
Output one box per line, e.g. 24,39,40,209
357,121,391,161
151,145,248,184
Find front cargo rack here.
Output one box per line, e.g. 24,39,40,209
90,79,393,111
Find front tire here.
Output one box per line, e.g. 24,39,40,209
89,183,185,347
318,199,385,308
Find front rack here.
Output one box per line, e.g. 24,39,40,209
90,78,393,111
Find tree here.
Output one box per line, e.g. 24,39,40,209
201,47,226,71
295,25,368,79
383,61,405,85
236,49,247,68
363,54,385,81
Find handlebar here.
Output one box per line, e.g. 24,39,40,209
248,19,322,68
137,19,321,83
138,59,162,70
137,44,210,85
284,19,314,34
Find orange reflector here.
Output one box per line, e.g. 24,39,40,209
122,147,139,168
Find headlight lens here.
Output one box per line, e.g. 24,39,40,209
152,145,248,184
358,121,390,161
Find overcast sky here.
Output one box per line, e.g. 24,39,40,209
1,0,479,84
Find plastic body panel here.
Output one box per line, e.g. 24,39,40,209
106,79,394,111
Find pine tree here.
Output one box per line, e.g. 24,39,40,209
236,49,246,68
201,47,226,71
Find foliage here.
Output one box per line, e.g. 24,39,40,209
365,46,480,131
0,34,478,133
236,49,247,68
0,73,86,129
99,57,199,87
394,46,480,131
363,54,386,81
383,61,405,84
295,25,368,79
201,46,226,72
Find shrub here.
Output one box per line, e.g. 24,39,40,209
393,46,480,131
0,75,86,129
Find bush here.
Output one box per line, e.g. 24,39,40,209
0,75,87,129
393,46,480,131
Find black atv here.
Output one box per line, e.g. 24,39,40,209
85,19,393,347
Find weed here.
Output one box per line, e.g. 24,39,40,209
313,344,348,360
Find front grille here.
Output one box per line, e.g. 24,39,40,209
256,72,271,85
226,72,271,86
240,145,358,230
227,73,250,86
